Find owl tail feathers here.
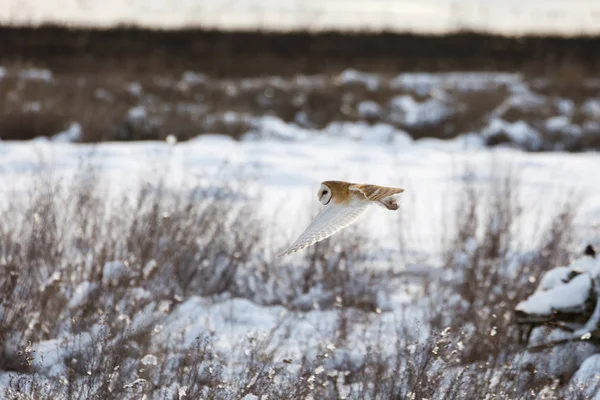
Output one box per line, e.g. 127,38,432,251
377,193,403,210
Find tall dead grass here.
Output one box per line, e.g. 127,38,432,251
0,158,595,399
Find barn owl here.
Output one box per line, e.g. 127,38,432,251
278,181,404,256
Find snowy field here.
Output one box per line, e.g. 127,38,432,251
2,0,600,36
1,70,600,398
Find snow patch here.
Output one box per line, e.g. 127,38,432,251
52,122,82,143
389,95,453,127
181,71,208,85
103,261,129,284
571,354,600,397
390,72,521,94
492,90,548,117
69,281,97,309
243,116,310,141
324,121,411,145
337,69,379,90
357,100,381,118
482,118,542,149
516,256,600,316
582,99,600,119
556,98,575,116
516,274,591,316
127,82,143,96
127,105,148,121
545,116,582,137
19,68,53,82
536,266,572,292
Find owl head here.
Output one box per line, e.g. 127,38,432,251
317,183,332,205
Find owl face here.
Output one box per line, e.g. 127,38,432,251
317,183,332,205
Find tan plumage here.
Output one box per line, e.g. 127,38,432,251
278,181,405,256
349,183,405,210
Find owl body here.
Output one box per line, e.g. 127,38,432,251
320,180,402,209
279,180,404,256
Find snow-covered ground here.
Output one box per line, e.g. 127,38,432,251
1,132,599,254
2,0,600,36
1,70,600,397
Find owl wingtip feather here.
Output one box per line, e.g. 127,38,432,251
278,247,298,257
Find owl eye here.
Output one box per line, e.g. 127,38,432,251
321,190,327,196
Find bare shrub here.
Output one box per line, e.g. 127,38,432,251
0,156,263,370
426,161,581,363
241,223,393,314
1,58,599,151
1,153,595,399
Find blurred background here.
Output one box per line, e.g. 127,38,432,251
0,0,599,149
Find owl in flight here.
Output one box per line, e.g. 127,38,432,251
279,181,404,256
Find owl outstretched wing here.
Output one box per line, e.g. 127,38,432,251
349,184,404,201
278,203,369,256
349,184,404,210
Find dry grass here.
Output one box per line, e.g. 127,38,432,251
3,68,599,152
423,162,582,368
0,157,596,399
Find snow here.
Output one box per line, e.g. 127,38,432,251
243,116,310,142
127,105,147,121
357,100,381,119
584,121,600,136
572,354,600,399
515,273,592,316
165,134,177,145
68,281,97,309
557,99,575,116
481,118,542,149
181,71,208,86
18,68,53,82
546,116,571,132
536,266,573,292
324,121,412,145
52,122,82,143
582,99,600,119
390,72,521,94
0,127,598,257
491,89,548,119
516,255,600,316
389,95,453,128
127,82,143,97
103,261,129,284
337,69,379,90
